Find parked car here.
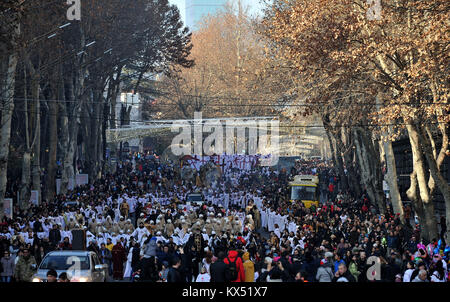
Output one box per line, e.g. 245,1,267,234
32,250,108,282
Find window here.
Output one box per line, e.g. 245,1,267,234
291,186,316,201
40,255,90,270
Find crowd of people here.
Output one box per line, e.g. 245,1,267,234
0,151,449,283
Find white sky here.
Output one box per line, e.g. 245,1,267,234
169,0,266,27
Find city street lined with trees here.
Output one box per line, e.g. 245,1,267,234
0,0,448,284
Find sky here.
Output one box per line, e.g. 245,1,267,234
169,0,266,27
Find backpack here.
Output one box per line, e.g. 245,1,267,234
325,266,334,281
226,257,238,281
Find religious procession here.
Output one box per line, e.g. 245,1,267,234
1,152,448,283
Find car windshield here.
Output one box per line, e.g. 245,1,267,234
188,195,202,202
291,186,316,201
40,255,90,270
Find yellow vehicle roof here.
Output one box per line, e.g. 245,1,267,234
289,175,319,186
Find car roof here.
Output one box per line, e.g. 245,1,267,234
45,250,94,257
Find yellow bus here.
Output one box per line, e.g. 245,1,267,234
288,175,319,208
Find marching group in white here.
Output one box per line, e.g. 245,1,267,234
2,154,306,279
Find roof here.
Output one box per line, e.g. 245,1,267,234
45,250,93,257
289,175,319,185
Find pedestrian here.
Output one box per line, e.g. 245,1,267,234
242,252,255,282
223,250,245,282
210,251,228,282
111,240,127,280
412,269,429,282
46,269,58,282
14,249,37,282
1,251,15,282
167,257,182,282
316,256,334,282
58,272,70,282
195,266,210,282
332,263,356,282
99,243,113,276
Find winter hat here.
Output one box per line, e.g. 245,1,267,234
325,252,333,259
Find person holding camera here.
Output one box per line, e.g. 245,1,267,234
332,263,356,282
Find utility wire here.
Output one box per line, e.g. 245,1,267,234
1,96,448,107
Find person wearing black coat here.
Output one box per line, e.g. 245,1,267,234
131,243,141,273
33,220,42,233
210,252,228,282
167,257,183,283
332,263,356,282
49,225,61,248
279,251,295,277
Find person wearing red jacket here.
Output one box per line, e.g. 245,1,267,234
223,250,245,282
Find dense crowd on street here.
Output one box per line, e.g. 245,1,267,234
0,151,449,283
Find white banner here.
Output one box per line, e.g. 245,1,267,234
56,179,61,195
76,174,89,186
30,190,39,206
57,176,88,193
4,198,13,219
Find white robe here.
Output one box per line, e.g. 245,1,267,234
123,248,134,278
268,211,275,232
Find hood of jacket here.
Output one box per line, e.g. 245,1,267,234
145,240,157,257
242,252,250,261
227,250,238,261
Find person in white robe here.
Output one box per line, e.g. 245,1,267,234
123,246,135,279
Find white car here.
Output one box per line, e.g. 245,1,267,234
32,250,108,282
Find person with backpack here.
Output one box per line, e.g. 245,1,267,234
316,257,334,282
223,250,245,282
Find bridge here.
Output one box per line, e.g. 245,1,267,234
106,116,284,144
105,116,329,157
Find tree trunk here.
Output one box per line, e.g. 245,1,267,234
44,99,58,202
406,123,438,242
31,74,41,202
60,68,76,195
19,63,31,209
332,130,349,192
406,170,427,233
59,102,69,195
418,125,450,242
325,129,337,169
353,128,386,214
0,53,18,218
383,136,404,222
